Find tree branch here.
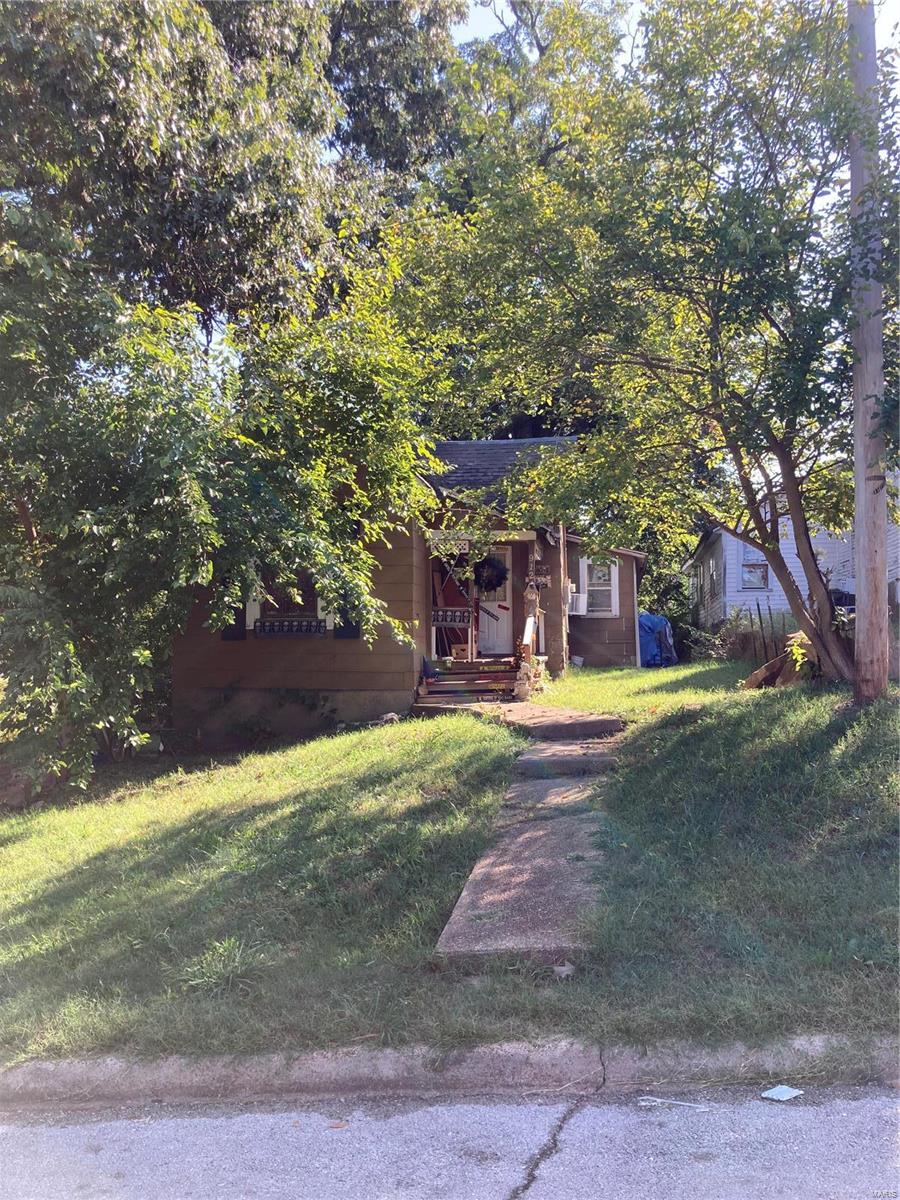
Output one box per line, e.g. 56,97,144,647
14,498,37,547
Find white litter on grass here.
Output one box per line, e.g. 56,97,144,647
636,1096,711,1111
761,1085,805,1102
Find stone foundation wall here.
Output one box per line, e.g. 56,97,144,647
174,686,415,749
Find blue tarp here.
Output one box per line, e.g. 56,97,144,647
639,611,678,668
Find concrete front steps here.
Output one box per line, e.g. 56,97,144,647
485,703,624,741
425,676,517,696
412,692,627,741
434,710,626,967
514,740,618,778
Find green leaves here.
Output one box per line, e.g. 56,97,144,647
396,3,890,618
219,252,440,638
0,306,219,781
0,261,441,784
0,0,468,785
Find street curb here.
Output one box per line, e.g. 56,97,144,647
0,1035,896,1106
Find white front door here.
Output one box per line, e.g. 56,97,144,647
478,546,514,656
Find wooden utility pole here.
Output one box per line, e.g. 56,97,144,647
847,0,888,701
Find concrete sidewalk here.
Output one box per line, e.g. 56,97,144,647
2,1085,895,1200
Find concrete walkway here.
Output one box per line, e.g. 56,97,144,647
436,707,623,963
2,1086,895,1199
514,739,619,778
487,702,624,741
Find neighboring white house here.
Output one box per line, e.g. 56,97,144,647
685,517,900,630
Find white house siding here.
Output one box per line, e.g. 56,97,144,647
690,519,900,630
690,525,804,630
815,524,900,603
689,531,728,628
813,471,900,603
815,531,853,592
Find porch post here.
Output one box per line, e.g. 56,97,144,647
522,581,540,663
541,524,569,675
468,575,475,662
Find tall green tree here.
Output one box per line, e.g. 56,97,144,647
1,0,465,320
323,0,465,171
397,0,897,680
0,0,457,782
0,0,333,328
1,258,437,786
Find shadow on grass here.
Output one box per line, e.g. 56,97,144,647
3,696,896,1056
625,660,751,697
608,684,895,845
0,724,519,1055
584,685,898,998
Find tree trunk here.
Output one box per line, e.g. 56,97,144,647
721,433,855,682
758,538,853,682
14,497,38,547
775,450,856,681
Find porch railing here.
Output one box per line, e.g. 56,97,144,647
431,606,474,660
431,608,471,627
520,614,536,663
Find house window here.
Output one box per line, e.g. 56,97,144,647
579,557,620,617
261,568,318,617
251,568,337,637
741,543,769,589
709,556,719,597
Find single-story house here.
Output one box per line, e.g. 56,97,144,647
685,517,900,630
171,438,646,743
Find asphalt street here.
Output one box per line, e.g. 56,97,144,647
0,1085,895,1199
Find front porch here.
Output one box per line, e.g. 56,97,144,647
431,538,540,645
422,525,570,704
429,536,539,663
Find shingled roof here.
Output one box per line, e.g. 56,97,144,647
428,438,572,508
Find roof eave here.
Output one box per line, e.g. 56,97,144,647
682,527,719,570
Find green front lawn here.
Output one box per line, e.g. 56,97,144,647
584,679,897,1041
0,671,896,1062
0,716,524,1061
542,666,897,1042
541,660,751,718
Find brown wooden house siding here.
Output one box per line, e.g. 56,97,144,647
171,512,643,745
566,549,639,668
172,525,427,744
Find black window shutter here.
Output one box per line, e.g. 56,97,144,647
221,604,247,641
333,607,361,639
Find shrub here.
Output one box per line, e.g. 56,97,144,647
692,609,800,663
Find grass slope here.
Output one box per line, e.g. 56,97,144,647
541,660,751,717
586,683,898,1041
542,666,897,1041
0,672,896,1061
0,716,524,1061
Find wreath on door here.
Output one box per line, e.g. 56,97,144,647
474,554,509,593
